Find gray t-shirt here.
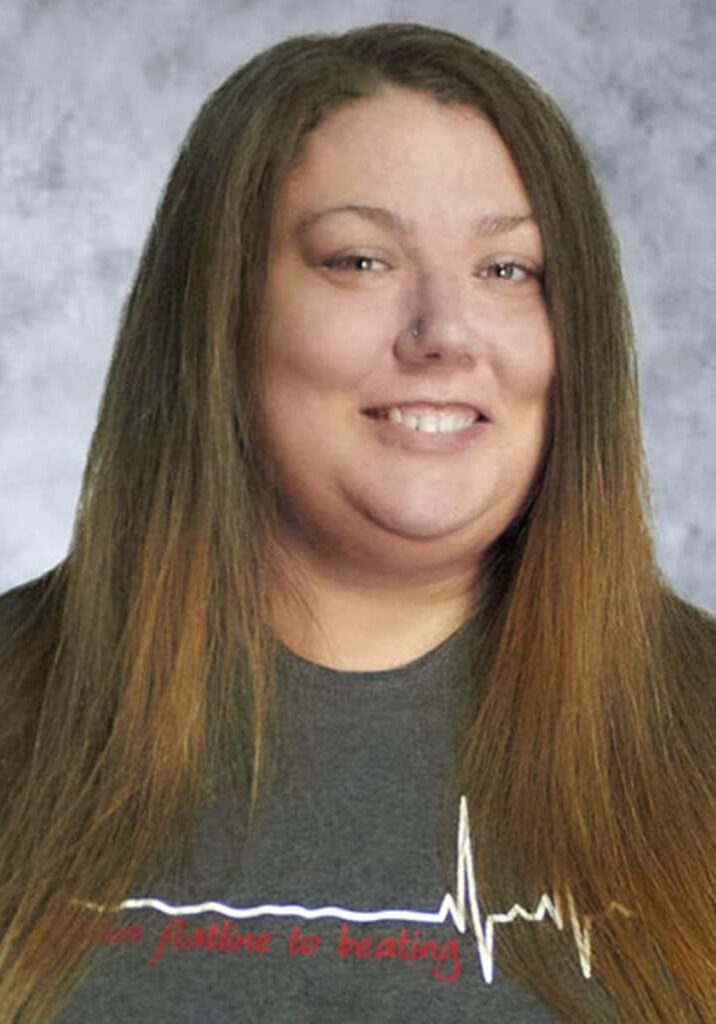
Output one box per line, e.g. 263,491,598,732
51,617,571,1022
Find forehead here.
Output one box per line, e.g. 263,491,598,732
273,86,533,231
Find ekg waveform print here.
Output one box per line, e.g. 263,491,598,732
88,796,633,984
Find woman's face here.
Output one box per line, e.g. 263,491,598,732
260,86,554,581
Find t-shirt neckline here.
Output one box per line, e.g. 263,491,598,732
275,613,475,691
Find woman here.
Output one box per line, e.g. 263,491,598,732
1,21,715,1023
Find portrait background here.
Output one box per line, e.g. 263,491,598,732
1,0,714,613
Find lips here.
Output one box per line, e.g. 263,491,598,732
362,407,490,453
363,401,490,421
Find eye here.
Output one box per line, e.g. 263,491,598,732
480,260,542,284
323,254,388,273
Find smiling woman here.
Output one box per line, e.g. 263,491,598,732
260,87,554,669
1,20,716,1024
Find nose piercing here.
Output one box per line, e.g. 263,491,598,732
411,323,420,339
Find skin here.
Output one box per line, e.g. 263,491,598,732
260,85,554,670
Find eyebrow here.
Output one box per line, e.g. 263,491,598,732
293,203,536,239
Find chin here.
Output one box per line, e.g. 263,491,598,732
362,504,484,542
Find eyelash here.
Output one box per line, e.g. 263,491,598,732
323,254,543,283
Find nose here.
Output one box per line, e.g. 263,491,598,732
394,269,479,366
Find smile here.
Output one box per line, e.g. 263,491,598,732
362,409,490,452
378,409,477,433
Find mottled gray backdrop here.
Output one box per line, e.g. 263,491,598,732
1,0,714,613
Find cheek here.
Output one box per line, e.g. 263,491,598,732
264,301,380,393
496,323,554,402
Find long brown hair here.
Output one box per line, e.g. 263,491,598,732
2,22,716,1022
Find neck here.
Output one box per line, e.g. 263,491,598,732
267,540,482,672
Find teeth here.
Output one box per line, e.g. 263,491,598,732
385,407,477,433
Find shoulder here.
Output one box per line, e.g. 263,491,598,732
0,569,62,768
0,567,61,647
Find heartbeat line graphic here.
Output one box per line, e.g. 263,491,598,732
79,796,634,984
